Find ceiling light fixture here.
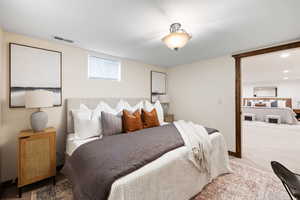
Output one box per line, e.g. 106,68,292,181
162,23,192,51
283,70,289,73
280,53,290,58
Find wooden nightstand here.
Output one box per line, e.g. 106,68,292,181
18,128,56,197
293,109,300,121
164,114,174,123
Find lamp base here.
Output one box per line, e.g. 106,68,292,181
162,103,169,115
31,111,48,132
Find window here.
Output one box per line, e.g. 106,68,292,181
88,56,121,80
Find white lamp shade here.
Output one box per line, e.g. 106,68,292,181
159,95,170,103
25,90,54,108
162,32,191,50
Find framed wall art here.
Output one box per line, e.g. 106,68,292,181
151,71,167,103
9,43,62,108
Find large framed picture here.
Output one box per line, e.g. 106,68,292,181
9,43,62,108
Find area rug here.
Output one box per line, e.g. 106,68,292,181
31,179,72,200
31,159,289,200
195,159,289,200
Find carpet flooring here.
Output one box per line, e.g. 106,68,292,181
1,158,289,200
243,120,300,174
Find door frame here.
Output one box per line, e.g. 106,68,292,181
232,41,300,158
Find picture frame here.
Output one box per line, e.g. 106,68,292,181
151,71,167,103
9,43,62,108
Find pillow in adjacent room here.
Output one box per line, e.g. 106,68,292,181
144,100,164,125
255,103,266,107
116,99,143,113
246,100,252,107
271,100,278,107
265,101,271,107
101,111,123,136
72,104,102,139
278,100,286,108
123,109,143,132
142,108,160,128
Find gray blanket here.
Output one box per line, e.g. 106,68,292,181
63,124,218,200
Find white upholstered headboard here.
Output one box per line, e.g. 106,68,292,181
66,98,148,133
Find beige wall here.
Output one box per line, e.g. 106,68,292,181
168,56,236,152
0,26,4,184
243,80,300,108
0,32,166,181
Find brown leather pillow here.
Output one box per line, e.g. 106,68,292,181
142,109,160,128
122,109,143,132
255,103,266,107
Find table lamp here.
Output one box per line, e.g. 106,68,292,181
25,90,54,132
159,95,170,115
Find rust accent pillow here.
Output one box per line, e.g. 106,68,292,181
142,109,160,128
122,109,143,132
255,103,266,107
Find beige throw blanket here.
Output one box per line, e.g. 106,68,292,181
174,120,212,177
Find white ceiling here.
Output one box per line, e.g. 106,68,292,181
0,0,300,67
242,48,300,83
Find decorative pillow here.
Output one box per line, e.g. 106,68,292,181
116,100,143,112
246,100,252,107
100,101,123,115
142,108,160,128
123,109,143,132
101,111,123,136
72,104,102,139
278,100,286,108
144,100,164,125
265,101,271,107
271,100,278,107
255,103,266,107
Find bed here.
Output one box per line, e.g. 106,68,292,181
63,98,231,200
242,97,298,125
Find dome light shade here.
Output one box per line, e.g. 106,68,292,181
162,23,191,51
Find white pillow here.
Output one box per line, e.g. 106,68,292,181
265,102,271,107
100,101,123,115
116,100,143,112
72,104,102,140
278,100,286,108
144,100,164,125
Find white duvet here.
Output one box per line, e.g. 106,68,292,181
107,121,231,200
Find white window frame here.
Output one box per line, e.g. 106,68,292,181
88,55,121,81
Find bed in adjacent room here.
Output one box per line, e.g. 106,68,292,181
63,98,231,200
242,97,298,124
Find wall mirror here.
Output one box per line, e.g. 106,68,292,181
253,86,277,97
